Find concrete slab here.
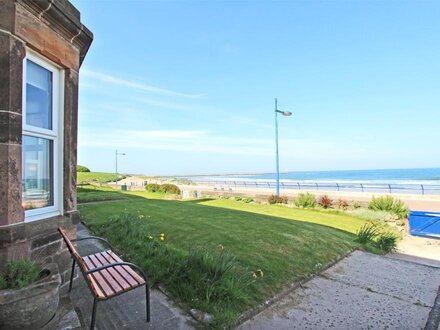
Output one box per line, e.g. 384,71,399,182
322,250,440,307
239,277,431,330
69,223,193,330
239,251,440,330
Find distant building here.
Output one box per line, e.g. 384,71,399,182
0,0,93,289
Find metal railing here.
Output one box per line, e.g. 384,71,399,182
194,180,440,195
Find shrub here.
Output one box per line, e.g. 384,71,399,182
0,260,43,290
146,183,161,193
368,196,409,218
268,195,288,205
293,193,316,208
160,184,181,195
243,197,254,203
376,232,398,253
76,165,90,172
352,201,362,209
355,223,378,244
234,196,242,201
318,195,333,209
337,199,349,210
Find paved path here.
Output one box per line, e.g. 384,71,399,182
239,250,440,330
70,224,193,329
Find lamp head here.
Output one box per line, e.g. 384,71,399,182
282,111,292,116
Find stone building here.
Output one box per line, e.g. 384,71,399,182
0,0,92,289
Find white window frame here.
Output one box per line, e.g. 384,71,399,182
22,50,64,222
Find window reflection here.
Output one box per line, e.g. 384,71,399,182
22,136,53,210
26,60,52,130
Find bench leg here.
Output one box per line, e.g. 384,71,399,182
68,259,76,292
91,298,98,330
146,284,150,322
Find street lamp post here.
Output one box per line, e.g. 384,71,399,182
115,150,126,184
274,98,292,196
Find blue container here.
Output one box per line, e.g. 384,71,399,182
409,210,440,239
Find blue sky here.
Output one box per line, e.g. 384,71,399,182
71,0,440,175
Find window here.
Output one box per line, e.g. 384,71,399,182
22,51,63,221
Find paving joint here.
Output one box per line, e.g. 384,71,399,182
425,286,440,330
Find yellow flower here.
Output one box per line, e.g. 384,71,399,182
160,233,165,237
147,235,153,240
160,236,165,241
252,272,257,279
257,269,264,277
218,244,224,250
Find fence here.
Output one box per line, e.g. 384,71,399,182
194,180,440,195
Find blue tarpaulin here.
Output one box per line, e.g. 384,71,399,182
409,210,440,239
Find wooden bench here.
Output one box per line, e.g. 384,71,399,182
58,228,150,329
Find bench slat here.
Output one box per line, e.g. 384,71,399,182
83,256,115,298
88,254,124,294
93,252,131,291
101,251,144,286
111,253,145,284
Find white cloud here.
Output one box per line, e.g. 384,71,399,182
81,69,204,99
78,128,367,159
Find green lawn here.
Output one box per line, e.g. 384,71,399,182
78,187,379,328
77,171,127,185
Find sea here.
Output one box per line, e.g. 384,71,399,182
181,168,440,195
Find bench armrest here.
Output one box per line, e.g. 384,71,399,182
86,262,148,282
72,236,115,251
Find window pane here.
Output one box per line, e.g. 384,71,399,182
22,136,54,210
26,60,53,129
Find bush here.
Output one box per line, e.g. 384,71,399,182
160,184,181,195
293,193,316,208
337,199,349,210
0,260,43,290
234,196,242,201
318,195,333,209
243,197,254,203
76,165,90,172
376,232,398,253
146,183,161,193
268,195,288,205
355,223,378,244
352,201,362,209
368,196,409,218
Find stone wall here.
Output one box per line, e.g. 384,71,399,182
0,0,92,290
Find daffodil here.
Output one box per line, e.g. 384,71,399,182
252,272,257,279
147,235,153,240
160,236,165,241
